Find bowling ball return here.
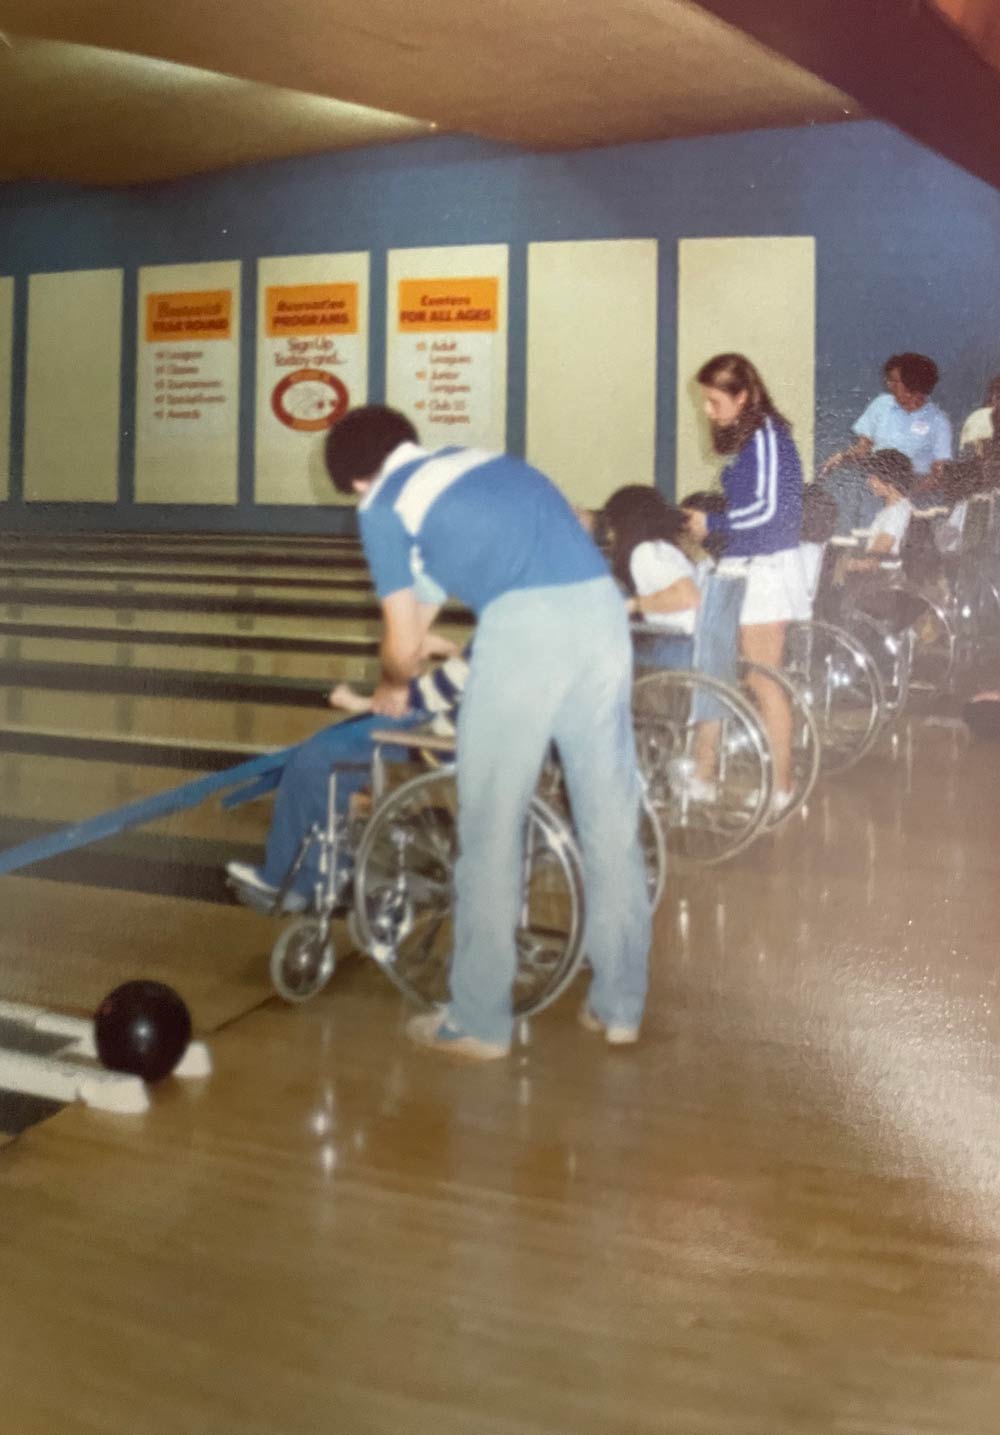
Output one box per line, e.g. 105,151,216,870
0,999,211,1115
0,744,300,1115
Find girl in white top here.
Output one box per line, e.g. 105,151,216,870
601,486,700,647
845,448,915,575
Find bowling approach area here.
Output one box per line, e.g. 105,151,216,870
0,529,996,1432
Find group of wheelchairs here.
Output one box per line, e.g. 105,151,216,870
634,483,1000,870
229,479,1000,1024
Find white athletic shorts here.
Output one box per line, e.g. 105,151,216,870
731,549,812,626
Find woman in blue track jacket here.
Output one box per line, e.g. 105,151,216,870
683,353,806,814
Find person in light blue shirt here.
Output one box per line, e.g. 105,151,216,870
820,353,952,528
820,353,952,533
323,405,651,1061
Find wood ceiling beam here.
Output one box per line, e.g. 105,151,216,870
694,0,1000,191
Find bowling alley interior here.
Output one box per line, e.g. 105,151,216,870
1,3,1000,1431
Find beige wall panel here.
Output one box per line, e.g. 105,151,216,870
24,268,122,502
136,260,240,505
526,239,658,510
0,278,12,500
676,236,815,499
387,245,508,452
255,252,369,507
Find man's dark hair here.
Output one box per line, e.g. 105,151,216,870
864,447,913,496
324,405,418,494
884,353,939,397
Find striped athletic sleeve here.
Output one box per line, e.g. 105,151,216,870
726,422,779,531
407,650,471,716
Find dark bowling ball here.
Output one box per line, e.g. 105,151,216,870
963,694,1000,742
95,980,192,1083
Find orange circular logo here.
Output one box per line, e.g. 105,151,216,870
271,368,349,432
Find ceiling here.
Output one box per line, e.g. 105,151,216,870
931,0,1000,69
0,0,862,185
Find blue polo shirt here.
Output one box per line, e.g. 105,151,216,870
358,443,607,614
853,394,953,474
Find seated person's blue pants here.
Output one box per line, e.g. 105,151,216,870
261,711,429,899
449,575,651,1047
632,573,746,722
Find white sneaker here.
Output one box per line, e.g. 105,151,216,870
770,789,796,819
683,774,718,804
578,1003,640,1046
226,862,307,913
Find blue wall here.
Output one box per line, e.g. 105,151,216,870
1,119,999,533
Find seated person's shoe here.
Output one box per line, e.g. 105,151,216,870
578,1003,640,1046
769,789,796,820
226,861,308,914
405,1008,509,1060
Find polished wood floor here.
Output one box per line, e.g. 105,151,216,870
0,719,998,1432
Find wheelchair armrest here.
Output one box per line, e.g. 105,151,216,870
370,726,457,755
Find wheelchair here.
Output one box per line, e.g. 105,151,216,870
629,571,820,867
934,494,1000,675
825,534,956,713
782,617,887,774
255,726,666,1009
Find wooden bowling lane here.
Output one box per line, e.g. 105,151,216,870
0,562,373,591
5,684,330,749
0,719,997,1431
0,749,273,846
4,631,382,685
0,875,276,1028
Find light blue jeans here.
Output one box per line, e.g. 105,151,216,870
449,577,651,1044
262,713,427,896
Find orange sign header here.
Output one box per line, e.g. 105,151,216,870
265,283,359,338
145,290,233,343
398,277,499,332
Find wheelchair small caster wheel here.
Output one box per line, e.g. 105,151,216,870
270,917,336,1003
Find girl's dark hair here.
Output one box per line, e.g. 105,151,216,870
864,447,913,496
696,353,790,454
602,485,686,592
986,374,1000,411
884,353,939,397
682,489,728,560
801,484,839,544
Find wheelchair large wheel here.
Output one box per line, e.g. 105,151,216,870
351,767,585,1018
952,558,1000,669
784,620,886,774
901,590,956,697
848,583,955,700
632,669,772,867
639,790,668,908
842,609,910,720
740,660,821,827
535,759,667,909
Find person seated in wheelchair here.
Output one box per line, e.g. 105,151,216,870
226,614,470,915
603,484,755,805
837,448,927,632
601,485,702,669
797,483,839,617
